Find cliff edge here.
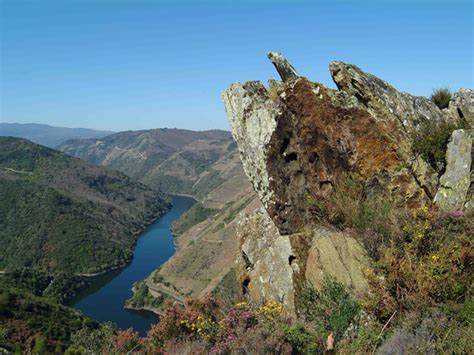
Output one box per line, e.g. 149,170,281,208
223,52,472,313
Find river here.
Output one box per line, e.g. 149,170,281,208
70,195,195,335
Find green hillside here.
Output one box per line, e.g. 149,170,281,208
0,137,170,275
0,277,113,353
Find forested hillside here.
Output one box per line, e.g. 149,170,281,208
0,137,169,275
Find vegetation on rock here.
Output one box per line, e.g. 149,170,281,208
411,118,466,173
430,87,452,109
117,206,472,354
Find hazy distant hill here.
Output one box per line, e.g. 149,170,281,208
0,137,169,275
58,128,235,197
0,123,114,148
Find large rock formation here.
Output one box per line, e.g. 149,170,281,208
223,52,472,312
224,52,444,235
435,129,473,211
236,209,370,316
445,89,474,128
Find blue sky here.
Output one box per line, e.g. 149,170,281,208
1,0,472,132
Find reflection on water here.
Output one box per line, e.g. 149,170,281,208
69,268,124,305
71,195,195,335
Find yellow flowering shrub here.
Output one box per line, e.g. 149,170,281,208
256,300,283,321
179,316,218,340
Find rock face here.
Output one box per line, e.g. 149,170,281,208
223,52,472,313
434,129,473,211
235,208,369,315
236,209,297,314
445,89,474,129
224,52,441,235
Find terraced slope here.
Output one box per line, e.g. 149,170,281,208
58,128,234,196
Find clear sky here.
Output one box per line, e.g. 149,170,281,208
1,0,472,132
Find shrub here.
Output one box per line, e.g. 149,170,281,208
284,324,319,354
66,323,115,354
430,87,452,109
321,173,400,259
411,118,464,173
367,207,473,319
32,336,47,354
112,328,141,353
224,323,292,354
338,321,383,354
298,278,360,341
378,310,474,354
144,297,221,351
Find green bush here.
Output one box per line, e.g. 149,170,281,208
321,173,399,259
298,278,360,341
338,321,382,354
411,119,462,173
430,88,452,109
378,310,473,354
367,208,473,319
284,324,319,354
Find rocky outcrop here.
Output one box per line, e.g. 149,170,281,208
223,52,443,235
236,209,296,314
434,129,473,211
329,61,446,132
223,52,472,313
235,208,369,315
445,89,474,129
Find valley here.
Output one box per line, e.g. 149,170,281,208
57,128,259,313
1,1,472,352
0,137,169,293
71,195,195,336
0,127,255,349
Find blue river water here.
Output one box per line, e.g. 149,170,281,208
70,195,195,335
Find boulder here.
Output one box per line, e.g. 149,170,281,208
445,88,474,129
235,208,297,314
235,208,370,315
434,129,473,211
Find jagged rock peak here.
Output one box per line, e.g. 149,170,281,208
329,60,445,131
445,89,474,129
223,52,449,234
267,52,299,82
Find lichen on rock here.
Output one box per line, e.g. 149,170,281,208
223,52,439,235
434,129,473,211
235,208,370,316
445,89,474,129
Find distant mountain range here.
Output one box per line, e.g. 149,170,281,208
58,128,235,197
0,123,114,148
